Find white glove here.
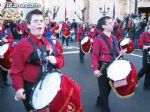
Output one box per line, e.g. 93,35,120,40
46,56,57,65
94,70,102,77
15,88,26,100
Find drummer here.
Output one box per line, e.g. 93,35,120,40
91,16,126,112
138,22,150,90
0,13,14,93
76,23,88,63
10,9,64,112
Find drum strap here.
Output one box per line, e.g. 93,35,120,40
98,34,118,60
27,37,48,81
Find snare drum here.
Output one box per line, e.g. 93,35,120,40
119,38,134,53
30,72,83,112
0,43,14,71
107,60,138,98
81,36,92,54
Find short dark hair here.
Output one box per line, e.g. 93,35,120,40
96,16,111,31
25,9,44,24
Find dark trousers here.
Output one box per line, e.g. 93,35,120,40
62,36,69,46
79,42,85,62
0,68,8,87
22,80,34,112
138,65,150,88
97,63,111,112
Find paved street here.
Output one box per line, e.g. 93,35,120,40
0,41,150,112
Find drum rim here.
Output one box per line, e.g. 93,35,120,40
30,72,62,110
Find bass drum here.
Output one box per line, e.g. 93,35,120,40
0,43,14,71
30,72,83,112
107,60,138,98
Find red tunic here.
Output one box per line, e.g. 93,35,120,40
91,33,119,71
10,33,64,90
138,32,150,49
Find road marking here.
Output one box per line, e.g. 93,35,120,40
63,51,79,54
70,46,79,49
63,45,79,50
130,53,142,58
63,51,143,58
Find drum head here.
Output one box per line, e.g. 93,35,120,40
81,36,89,45
107,60,131,81
31,72,61,110
0,44,9,58
120,38,130,46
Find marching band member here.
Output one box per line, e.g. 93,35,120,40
10,9,64,112
0,14,14,92
76,23,88,63
91,16,126,112
17,20,28,39
138,22,150,90
43,15,52,38
116,21,128,42
61,19,71,46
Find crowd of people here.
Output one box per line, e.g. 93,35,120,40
0,8,150,112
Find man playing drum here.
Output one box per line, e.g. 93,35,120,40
138,22,150,90
91,16,126,112
0,13,14,93
10,9,64,112
10,9,83,112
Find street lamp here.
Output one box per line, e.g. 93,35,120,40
99,5,110,16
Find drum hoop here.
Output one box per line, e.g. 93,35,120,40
30,71,62,110
120,38,130,46
107,59,132,81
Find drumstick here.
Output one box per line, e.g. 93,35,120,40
99,62,107,72
115,49,127,60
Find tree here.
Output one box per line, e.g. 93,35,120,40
74,7,86,21
49,6,59,20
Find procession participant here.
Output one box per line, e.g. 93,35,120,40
0,13,14,89
61,19,71,46
116,21,128,42
76,23,88,63
71,19,78,41
10,9,64,112
17,20,28,39
87,24,98,53
91,16,126,112
44,15,62,59
138,22,150,90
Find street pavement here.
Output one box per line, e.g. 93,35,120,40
0,41,150,112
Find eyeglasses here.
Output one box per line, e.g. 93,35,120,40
31,20,44,24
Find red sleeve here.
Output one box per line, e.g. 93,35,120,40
10,44,25,91
138,33,145,49
116,30,123,42
91,37,101,71
54,40,64,69
76,28,82,42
